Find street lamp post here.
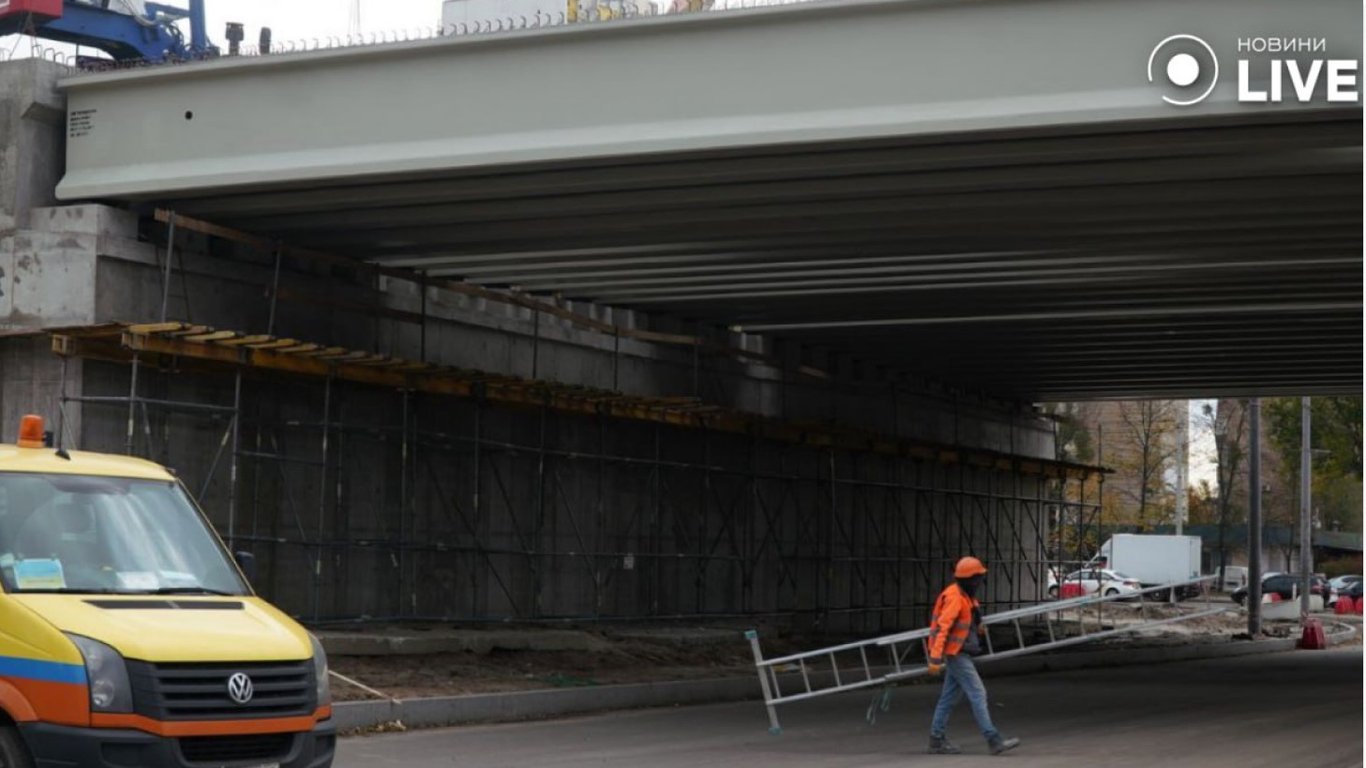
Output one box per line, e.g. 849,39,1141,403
1248,399,1262,637
1208,404,1228,592
1300,397,1312,616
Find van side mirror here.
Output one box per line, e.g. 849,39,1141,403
234,551,257,584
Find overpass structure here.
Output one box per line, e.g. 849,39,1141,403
53,0,1364,401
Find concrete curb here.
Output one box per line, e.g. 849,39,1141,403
1323,620,1359,646
333,635,1300,733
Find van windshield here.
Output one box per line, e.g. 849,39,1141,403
0,472,247,596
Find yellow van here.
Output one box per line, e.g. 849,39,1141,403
0,415,335,768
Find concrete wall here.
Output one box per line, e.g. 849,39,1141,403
0,60,65,234
0,57,1057,631
0,60,90,442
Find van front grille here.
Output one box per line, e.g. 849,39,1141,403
128,660,315,720
178,732,295,764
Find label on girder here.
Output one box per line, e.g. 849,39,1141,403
68,108,96,139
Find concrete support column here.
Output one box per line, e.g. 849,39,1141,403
0,60,65,232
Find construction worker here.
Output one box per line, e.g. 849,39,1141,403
926,556,1021,755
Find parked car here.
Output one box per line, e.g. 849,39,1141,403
1231,573,1323,606
1057,568,1143,599
1326,575,1360,607
1329,574,1361,593
1332,578,1364,605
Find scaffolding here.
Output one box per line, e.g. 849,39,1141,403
14,208,1108,628
47,322,1106,629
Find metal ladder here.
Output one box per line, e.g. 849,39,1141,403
746,576,1226,734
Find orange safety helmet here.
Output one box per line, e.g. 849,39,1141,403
953,556,987,579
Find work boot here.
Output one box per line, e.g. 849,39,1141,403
987,734,1021,755
927,735,962,754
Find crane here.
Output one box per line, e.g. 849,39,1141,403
0,0,214,63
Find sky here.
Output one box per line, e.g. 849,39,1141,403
200,0,446,44
1188,398,1218,489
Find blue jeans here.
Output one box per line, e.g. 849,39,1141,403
930,653,999,740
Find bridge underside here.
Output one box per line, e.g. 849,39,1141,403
56,0,1364,401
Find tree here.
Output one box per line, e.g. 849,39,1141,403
1202,401,1246,585
1043,402,1095,463
1263,396,1365,543
1113,400,1182,529
1264,396,1363,481
1314,474,1364,533
1264,497,1301,572
1187,479,1220,526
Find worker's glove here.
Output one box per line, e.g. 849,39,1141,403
927,659,944,676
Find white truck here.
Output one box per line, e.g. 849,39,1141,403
1089,534,1203,600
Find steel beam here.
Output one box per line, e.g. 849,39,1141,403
57,0,1360,201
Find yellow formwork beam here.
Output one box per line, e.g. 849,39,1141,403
51,323,1108,481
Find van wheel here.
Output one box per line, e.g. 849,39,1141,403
0,725,35,768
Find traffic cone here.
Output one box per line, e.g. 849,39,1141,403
1299,618,1326,650
1355,597,1364,615
1335,597,1353,615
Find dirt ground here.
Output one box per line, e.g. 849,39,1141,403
326,604,1359,702
328,624,820,701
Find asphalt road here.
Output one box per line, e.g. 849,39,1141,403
336,647,1363,768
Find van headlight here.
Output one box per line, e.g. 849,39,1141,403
309,633,331,709
66,634,132,713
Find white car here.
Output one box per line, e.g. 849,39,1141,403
1056,568,1144,599
1329,574,1360,591
1328,575,1360,606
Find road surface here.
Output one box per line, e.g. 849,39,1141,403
336,647,1362,768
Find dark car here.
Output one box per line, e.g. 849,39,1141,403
1231,573,1334,606
1232,574,1301,606
1345,580,1365,601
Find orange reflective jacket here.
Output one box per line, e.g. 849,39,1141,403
927,583,981,663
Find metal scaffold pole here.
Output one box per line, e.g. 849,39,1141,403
158,212,177,323
315,376,332,621
227,371,242,550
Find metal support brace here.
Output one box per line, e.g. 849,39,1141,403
159,213,177,323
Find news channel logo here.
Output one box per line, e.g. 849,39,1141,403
1148,34,1359,106
1147,34,1220,106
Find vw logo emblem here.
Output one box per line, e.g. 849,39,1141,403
227,672,254,704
